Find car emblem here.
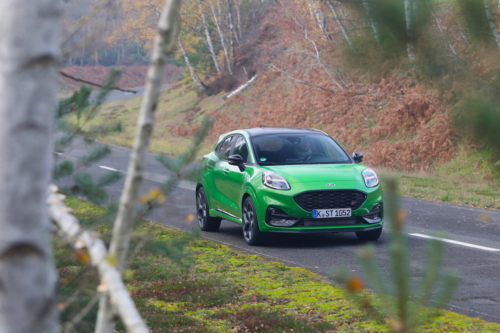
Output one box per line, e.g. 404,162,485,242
326,183,335,186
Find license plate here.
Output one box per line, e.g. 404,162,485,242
313,208,351,218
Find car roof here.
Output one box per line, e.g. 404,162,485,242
243,127,327,137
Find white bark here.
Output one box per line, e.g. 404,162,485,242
235,0,242,39
209,0,233,74
0,1,61,332
177,38,207,89
198,0,222,73
431,11,458,57
405,0,416,60
361,0,381,44
95,0,182,332
308,0,330,40
223,75,258,99
484,0,500,50
48,187,149,333
326,0,357,51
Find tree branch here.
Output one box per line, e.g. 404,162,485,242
59,71,137,94
265,64,337,94
47,186,149,333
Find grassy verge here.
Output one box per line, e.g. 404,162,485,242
56,197,500,332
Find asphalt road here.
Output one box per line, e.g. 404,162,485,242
55,89,500,324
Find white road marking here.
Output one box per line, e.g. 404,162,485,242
99,166,119,172
409,233,500,252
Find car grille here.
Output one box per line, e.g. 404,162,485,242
299,217,363,227
294,190,367,212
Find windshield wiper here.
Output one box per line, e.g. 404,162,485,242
258,161,277,165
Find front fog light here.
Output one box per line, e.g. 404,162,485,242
267,207,299,227
362,203,382,224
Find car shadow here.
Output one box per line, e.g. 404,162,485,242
215,220,387,249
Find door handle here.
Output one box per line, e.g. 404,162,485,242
223,169,230,175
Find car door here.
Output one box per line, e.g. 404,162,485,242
211,135,235,214
221,135,250,217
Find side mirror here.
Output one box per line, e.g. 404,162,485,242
228,154,246,172
352,152,363,163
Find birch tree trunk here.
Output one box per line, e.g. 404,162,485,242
209,0,233,74
0,1,61,333
235,0,242,40
484,0,500,50
178,38,209,90
198,0,222,73
404,0,416,60
95,1,182,332
326,0,357,51
308,0,330,40
361,0,382,44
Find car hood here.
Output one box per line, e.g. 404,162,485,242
263,164,366,183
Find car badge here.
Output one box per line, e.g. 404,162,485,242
326,183,335,186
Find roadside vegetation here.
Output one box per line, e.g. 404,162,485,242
58,196,500,332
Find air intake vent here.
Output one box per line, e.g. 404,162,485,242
294,190,367,212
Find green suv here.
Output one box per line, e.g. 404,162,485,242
196,127,383,245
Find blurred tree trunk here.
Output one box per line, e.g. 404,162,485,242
484,0,500,50
209,0,233,74
0,0,61,333
405,0,416,59
326,0,356,50
95,1,182,332
361,0,381,44
198,0,222,73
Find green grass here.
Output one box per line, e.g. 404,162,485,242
56,197,500,332
380,149,500,209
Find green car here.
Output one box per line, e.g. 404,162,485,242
196,127,383,245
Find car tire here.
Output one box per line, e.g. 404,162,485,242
355,227,382,242
196,187,221,232
242,197,265,246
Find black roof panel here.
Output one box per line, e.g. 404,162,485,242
244,127,326,137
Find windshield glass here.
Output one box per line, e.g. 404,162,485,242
251,134,351,165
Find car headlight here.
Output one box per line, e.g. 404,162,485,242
262,171,291,190
362,168,379,187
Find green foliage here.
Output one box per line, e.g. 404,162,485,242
454,94,500,160
333,178,460,333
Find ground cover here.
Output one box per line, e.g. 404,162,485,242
56,197,500,332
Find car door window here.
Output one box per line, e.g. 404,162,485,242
215,135,234,160
231,135,249,163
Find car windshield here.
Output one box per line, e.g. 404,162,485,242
250,134,351,165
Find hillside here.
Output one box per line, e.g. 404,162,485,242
71,0,500,208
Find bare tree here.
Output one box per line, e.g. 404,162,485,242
483,0,500,50
0,0,62,332
95,0,182,332
178,38,209,89
209,0,233,74
325,0,357,51
198,0,222,73
405,0,416,59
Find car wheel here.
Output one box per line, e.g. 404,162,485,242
242,197,265,246
355,227,382,241
196,187,221,231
